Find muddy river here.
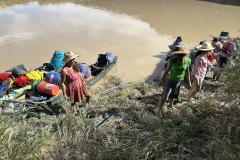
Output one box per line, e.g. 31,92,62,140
0,0,240,85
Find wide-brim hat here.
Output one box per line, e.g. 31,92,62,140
196,41,215,51
172,45,188,55
62,51,79,63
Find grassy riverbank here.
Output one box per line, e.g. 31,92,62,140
1,59,240,159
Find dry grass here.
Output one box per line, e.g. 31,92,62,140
1,58,240,160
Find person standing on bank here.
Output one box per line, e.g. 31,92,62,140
187,42,215,101
60,51,91,110
158,45,191,114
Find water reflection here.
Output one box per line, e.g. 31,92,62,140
0,1,170,82
0,0,240,83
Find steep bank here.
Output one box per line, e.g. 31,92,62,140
0,57,240,159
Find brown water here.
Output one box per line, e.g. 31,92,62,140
0,0,240,85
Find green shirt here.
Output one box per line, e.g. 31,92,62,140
168,57,191,81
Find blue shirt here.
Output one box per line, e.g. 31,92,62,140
172,41,182,48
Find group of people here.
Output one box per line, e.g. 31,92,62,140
157,35,238,115
60,35,237,114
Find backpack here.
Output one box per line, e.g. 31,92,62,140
14,76,29,87
41,63,56,73
0,72,12,82
45,72,60,85
50,51,64,70
11,64,29,78
26,70,44,84
97,54,108,67
78,62,91,78
220,41,234,55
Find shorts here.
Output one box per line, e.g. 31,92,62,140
162,79,182,100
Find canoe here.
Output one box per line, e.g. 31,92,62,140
1,54,118,113
18,63,63,107
0,64,61,112
32,54,118,105
86,54,118,87
35,53,118,88
28,54,117,108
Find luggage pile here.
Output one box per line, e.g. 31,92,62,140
0,50,118,113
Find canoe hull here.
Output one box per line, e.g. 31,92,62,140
86,56,118,87
1,55,118,113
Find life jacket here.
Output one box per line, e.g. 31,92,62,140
78,62,91,78
50,51,64,70
220,41,234,55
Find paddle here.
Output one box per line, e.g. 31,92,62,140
90,111,117,132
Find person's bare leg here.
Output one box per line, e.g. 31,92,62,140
158,97,165,114
86,96,91,103
188,90,198,100
187,81,200,100
168,98,173,107
71,103,77,113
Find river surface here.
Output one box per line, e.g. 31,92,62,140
0,0,240,85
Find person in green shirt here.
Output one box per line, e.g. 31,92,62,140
157,45,191,115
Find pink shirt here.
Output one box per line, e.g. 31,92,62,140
191,53,212,83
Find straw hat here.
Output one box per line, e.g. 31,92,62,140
196,41,215,51
173,45,188,55
62,51,79,63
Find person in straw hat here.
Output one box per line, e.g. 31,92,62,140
60,51,91,110
187,41,215,101
157,45,191,115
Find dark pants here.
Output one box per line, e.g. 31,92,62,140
219,54,228,68
162,79,181,100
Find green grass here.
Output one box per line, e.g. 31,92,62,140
1,58,240,160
